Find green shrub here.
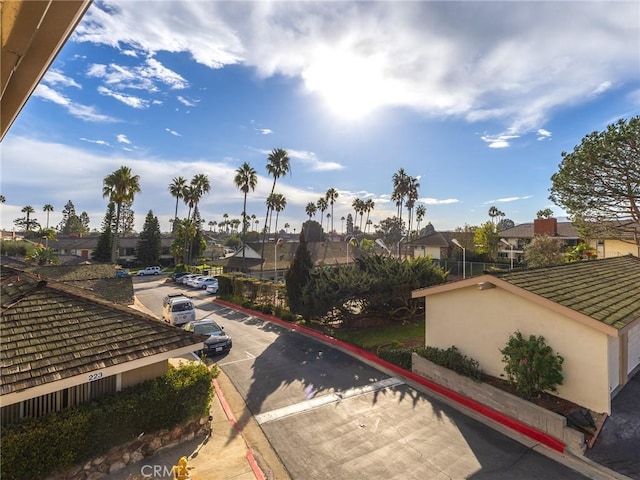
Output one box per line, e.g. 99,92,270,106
1,362,215,480
500,331,564,397
378,345,482,380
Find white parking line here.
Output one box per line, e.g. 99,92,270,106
254,377,404,425
217,351,256,366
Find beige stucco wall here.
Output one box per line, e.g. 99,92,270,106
121,360,168,390
602,239,639,258
425,285,612,413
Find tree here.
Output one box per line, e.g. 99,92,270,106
43,204,54,229
549,117,640,245
22,205,35,231
24,244,59,266
285,229,314,316
500,331,564,398
364,199,375,233
488,206,505,227
325,188,339,234
301,220,323,242
305,202,317,220
103,166,141,262
57,200,85,235
169,176,187,232
136,210,162,265
523,234,564,267
392,168,409,221
497,218,515,231
316,197,328,231
93,202,116,262
261,148,291,272
374,216,405,247
0,195,5,203
416,205,427,234
473,221,500,260
234,162,258,271
14,205,40,232
536,208,554,219
271,194,287,238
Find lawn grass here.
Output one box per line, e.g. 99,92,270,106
330,319,425,350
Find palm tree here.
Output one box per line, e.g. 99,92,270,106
208,221,215,232
234,162,258,271
392,168,409,222
0,195,5,203
169,176,187,232
316,197,328,231
305,202,317,220
364,199,375,233
416,205,426,234
190,174,211,221
223,213,229,233
103,166,140,262
251,214,257,231
254,218,259,231
43,204,54,229
284,222,290,233
405,176,420,237
271,193,287,237
261,148,291,271
21,205,36,231
325,188,339,235
352,198,365,232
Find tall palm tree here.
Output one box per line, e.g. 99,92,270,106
190,174,211,220
352,198,365,232
103,166,140,262
42,204,54,229
261,148,291,271
284,222,290,233
271,193,287,237
316,197,328,231
405,176,420,237
169,176,187,231
21,205,36,231
392,168,409,222
364,199,375,233
234,162,258,271
223,213,229,233
251,214,257,231
305,202,317,220
325,188,339,235
416,205,427,235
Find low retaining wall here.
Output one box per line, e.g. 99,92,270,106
411,353,585,454
45,416,211,480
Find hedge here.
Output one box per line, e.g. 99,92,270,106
1,362,215,480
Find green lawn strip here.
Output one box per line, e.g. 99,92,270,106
330,319,425,350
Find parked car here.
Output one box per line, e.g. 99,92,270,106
171,271,189,282
184,319,232,355
193,276,218,289
205,281,219,294
136,266,161,276
180,274,199,285
115,269,130,278
186,275,207,288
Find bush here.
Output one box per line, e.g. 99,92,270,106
500,331,564,397
378,345,482,380
1,362,215,480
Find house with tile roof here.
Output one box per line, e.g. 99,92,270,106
0,266,206,426
411,256,640,414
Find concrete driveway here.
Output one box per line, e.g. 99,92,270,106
586,370,640,479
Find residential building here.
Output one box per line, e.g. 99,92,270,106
411,256,640,414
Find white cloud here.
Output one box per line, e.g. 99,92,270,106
80,138,110,146
87,58,187,92
43,70,81,89
419,198,460,205
284,149,345,172
72,2,638,134
592,81,612,95
33,84,116,122
97,86,148,108
483,195,533,204
165,128,181,136
536,129,552,141
258,129,273,135
177,96,197,107
480,132,520,149
116,134,131,144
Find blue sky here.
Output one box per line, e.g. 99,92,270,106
2,1,639,234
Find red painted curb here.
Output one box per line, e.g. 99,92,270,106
213,379,266,479
214,299,566,453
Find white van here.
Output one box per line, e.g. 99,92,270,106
162,294,196,327
137,266,161,276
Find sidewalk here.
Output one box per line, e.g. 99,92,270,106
104,368,290,480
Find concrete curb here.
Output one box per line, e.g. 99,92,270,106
213,299,632,480
213,379,266,480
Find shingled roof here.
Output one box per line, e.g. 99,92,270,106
493,256,640,330
1,267,205,396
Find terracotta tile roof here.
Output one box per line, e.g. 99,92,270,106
493,256,640,330
0,267,205,396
